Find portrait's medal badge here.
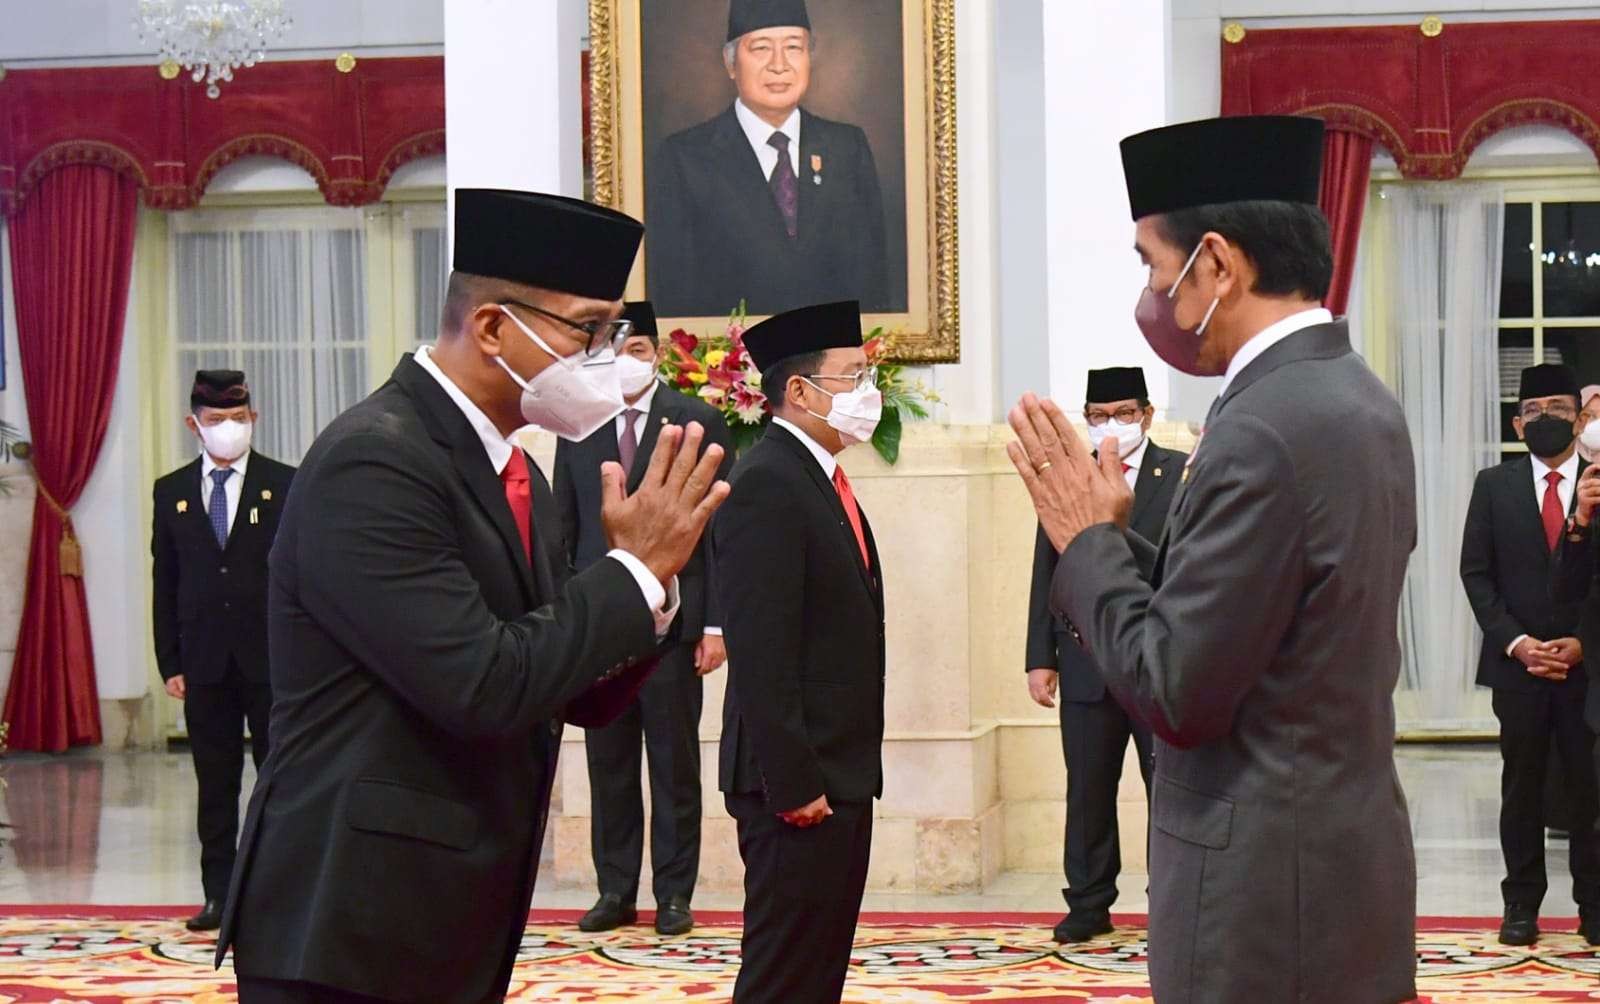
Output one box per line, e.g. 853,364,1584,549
811,154,823,185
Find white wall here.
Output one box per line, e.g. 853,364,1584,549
0,0,443,63
992,0,1049,412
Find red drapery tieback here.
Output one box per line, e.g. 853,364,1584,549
1319,129,1374,318
3,164,138,752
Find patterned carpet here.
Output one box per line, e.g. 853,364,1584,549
3,907,1600,1002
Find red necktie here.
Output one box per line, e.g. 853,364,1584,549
1122,463,1132,474
1543,470,1565,553
832,467,870,569
502,448,533,565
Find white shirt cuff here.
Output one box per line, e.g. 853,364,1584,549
608,549,679,637
703,626,723,636
1507,634,1528,658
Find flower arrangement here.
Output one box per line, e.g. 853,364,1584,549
657,303,938,465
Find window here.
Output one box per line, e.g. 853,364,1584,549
1497,188,1600,458
160,200,447,468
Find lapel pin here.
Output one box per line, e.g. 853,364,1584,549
261,489,272,501
1181,469,1190,484
250,507,260,525
1153,467,1163,478
661,416,669,425
176,500,188,514
811,154,823,184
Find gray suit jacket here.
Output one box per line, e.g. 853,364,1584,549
1051,321,1418,1003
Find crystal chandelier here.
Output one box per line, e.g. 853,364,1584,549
135,1,294,99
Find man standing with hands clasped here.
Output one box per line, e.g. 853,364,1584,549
714,301,887,1003
1006,116,1419,1003
1481,363,1600,948
216,189,731,1004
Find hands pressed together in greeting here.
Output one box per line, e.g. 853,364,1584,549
1005,393,1135,554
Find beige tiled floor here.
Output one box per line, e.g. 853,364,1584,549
0,745,1577,920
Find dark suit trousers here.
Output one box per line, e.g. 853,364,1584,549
186,656,272,901
236,978,411,1004
726,793,872,1004
1492,687,1600,909
586,643,703,904
1060,696,1153,914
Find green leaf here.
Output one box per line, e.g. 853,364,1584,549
872,405,903,465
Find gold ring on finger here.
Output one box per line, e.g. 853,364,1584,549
1036,461,1053,473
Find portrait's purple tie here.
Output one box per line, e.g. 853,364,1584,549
767,131,799,239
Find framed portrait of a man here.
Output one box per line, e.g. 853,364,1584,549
590,0,958,362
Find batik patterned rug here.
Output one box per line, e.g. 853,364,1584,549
2,907,1598,1002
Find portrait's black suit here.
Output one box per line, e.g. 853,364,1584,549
553,381,734,908
647,105,892,317
1024,440,1185,917
216,355,665,1004
1461,454,1600,915
152,451,296,904
713,422,886,1004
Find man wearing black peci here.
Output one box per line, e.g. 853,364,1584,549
554,300,736,937
1023,365,1183,944
714,300,887,1002
151,369,295,932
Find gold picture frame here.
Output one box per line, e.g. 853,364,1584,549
589,0,959,363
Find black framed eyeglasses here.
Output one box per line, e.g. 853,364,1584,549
1084,405,1145,427
1520,402,1578,421
500,300,633,358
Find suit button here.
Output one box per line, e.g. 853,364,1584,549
223,602,231,610
220,566,229,574
550,720,562,737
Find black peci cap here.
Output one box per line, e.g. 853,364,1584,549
191,369,250,410
621,301,659,341
1520,363,1581,403
728,0,810,42
1086,367,1148,404
1120,116,1325,221
452,189,643,301
744,300,862,373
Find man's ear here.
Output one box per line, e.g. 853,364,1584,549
468,303,508,358
1202,231,1244,302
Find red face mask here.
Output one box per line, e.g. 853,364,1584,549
1134,241,1222,377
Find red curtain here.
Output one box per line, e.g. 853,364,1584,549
3,164,138,752
1319,129,1374,318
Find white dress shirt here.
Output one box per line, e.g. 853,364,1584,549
773,416,838,478
1120,436,1149,491
735,99,801,181
200,449,250,537
1508,450,1582,655
1217,307,1334,400
616,380,659,445
414,346,678,633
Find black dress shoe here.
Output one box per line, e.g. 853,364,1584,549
655,897,694,936
1499,904,1539,946
1053,910,1113,943
1580,913,1600,946
577,894,637,933
186,899,223,932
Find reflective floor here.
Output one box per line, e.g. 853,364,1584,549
0,745,1577,919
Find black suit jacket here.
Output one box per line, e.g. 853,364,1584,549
216,355,665,1004
554,381,735,638
1025,441,1186,703
1548,486,1600,729
151,453,296,685
646,105,893,316
1461,454,1588,693
713,423,886,812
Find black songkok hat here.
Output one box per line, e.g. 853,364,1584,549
191,369,250,410
728,0,810,41
453,189,643,301
1119,116,1325,221
622,301,659,342
1520,363,1581,403
1086,367,1148,404
744,301,861,373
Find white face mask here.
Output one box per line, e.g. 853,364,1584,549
1581,419,1600,453
494,306,625,442
615,353,659,398
198,419,253,462
805,380,883,446
1086,419,1145,459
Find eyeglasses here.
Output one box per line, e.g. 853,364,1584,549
1084,406,1145,427
500,300,633,358
1520,402,1578,421
804,368,877,393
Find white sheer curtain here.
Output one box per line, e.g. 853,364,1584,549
1381,182,1505,732
171,207,369,463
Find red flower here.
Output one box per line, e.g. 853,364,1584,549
669,329,700,354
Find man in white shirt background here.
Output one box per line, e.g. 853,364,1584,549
1461,361,1600,947
151,369,296,932
554,300,735,937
